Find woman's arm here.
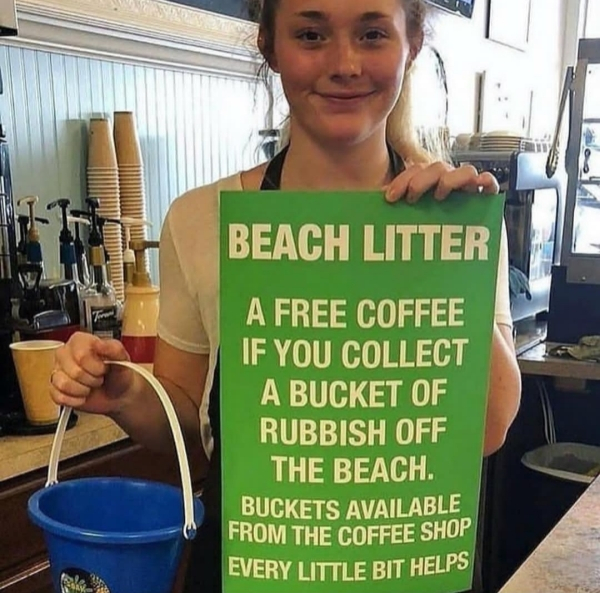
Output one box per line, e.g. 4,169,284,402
110,189,214,473
484,324,521,456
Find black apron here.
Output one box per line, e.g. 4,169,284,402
182,147,483,593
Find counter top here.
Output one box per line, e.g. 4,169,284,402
499,476,600,593
515,320,600,381
518,342,600,381
0,413,127,483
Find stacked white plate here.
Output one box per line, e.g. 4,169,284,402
480,131,525,152
468,133,484,151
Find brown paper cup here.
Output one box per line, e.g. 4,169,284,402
88,119,118,169
114,111,143,166
10,340,63,425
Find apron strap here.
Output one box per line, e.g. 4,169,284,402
260,143,405,191
260,144,290,190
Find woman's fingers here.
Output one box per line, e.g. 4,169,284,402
49,383,90,409
433,165,481,200
385,163,428,203
477,172,500,194
385,164,500,203
50,369,92,399
55,345,105,389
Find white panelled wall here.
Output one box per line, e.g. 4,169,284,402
0,44,269,280
426,0,566,138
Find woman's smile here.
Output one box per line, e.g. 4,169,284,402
316,90,377,110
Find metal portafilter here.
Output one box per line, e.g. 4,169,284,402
546,66,575,179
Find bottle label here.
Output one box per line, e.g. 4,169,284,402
89,305,120,339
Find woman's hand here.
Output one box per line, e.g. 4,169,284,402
50,332,134,416
385,162,499,204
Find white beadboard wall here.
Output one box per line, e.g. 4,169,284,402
0,44,269,280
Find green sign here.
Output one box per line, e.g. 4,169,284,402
219,190,505,593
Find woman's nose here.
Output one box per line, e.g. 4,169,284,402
328,39,361,79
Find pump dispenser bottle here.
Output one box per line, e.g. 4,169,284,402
80,198,120,339
47,198,86,327
69,215,91,288
120,218,152,286
47,199,80,282
15,198,49,322
16,196,48,274
120,240,160,370
16,215,29,267
16,213,49,267
70,209,94,288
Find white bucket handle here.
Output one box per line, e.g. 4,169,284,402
46,360,198,540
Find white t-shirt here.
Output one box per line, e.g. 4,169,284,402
157,173,513,457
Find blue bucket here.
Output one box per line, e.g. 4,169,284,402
29,362,204,593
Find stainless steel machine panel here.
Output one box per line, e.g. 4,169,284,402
547,38,600,343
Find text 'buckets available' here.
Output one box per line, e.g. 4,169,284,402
28,361,204,593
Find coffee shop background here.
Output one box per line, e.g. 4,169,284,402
1,1,600,593
0,0,592,280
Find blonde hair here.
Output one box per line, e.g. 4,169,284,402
387,66,430,165
386,62,451,164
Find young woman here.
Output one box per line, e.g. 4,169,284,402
50,0,521,591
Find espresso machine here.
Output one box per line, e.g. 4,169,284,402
0,6,77,435
453,149,566,346
0,70,21,434
546,38,600,344
0,54,28,434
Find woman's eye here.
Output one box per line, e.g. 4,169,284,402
363,29,388,42
297,30,324,43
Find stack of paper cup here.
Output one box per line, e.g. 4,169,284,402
114,112,149,272
87,118,125,302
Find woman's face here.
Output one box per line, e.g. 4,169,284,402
269,0,413,148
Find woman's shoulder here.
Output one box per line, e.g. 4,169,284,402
167,172,242,220
166,163,267,223
162,164,268,244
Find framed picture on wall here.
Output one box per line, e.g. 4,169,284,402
487,0,531,51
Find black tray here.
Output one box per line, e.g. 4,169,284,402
0,410,78,437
